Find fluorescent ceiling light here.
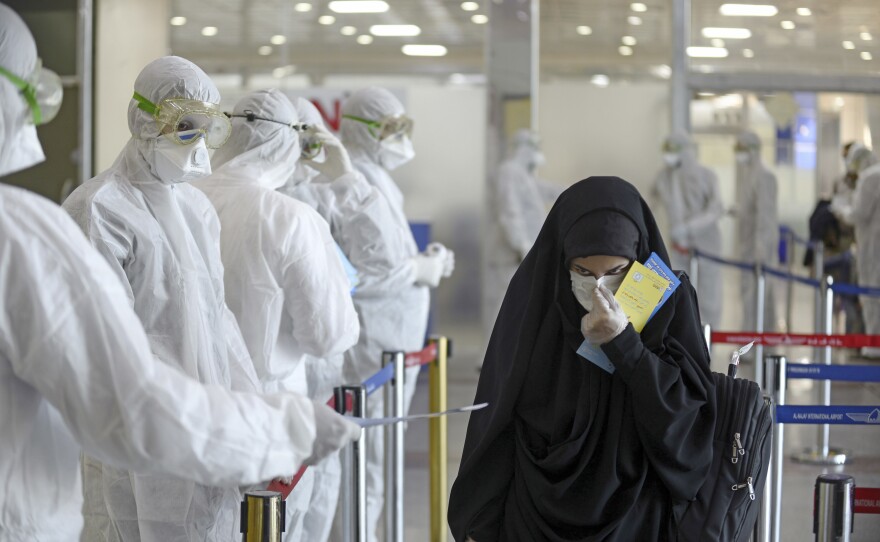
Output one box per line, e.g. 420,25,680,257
170,16,187,26
862,51,874,60
294,3,313,12
329,1,389,14
258,45,273,55
711,38,725,47
591,74,610,87
780,20,795,30
687,46,729,58
576,25,593,36
618,45,634,56
842,40,855,49
628,16,642,25
272,65,296,78
201,26,218,36
651,64,672,79
702,27,752,39
630,3,647,13
471,14,488,24
743,48,755,57
719,4,778,17
461,1,479,11
340,26,358,36
270,34,286,45
796,7,812,16
357,34,374,45
370,24,421,36
402,44,448,57
622,36,637,46
860,32,873,41
318,15,336,25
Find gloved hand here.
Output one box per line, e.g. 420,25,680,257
304,402,361,466
412,252,445,287
272,475,294,486
303,125,354,181
671,223,688,247
427,242,455,277
580,285,628,345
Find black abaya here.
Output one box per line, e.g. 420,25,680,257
448,177,716,541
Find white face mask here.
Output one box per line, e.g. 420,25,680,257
735,151,751,165
570,270,626,312
150,131,212,184
663,153,681,168
377,134,415,171
0,123,45,177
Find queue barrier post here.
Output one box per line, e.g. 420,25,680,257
785,229,797,331
762,355,787,542
755,263,767,390
382,352,406,542
240,490,285,542
336,385,367,542
814,474,854,542
428,336,451,542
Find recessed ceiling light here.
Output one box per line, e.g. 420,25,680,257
687,46,729,58
471,14,489,24
719,4,778,17
370,24,421,36
329,1,389,13
711,38,725,47
318,15,336,25
702,27,752,39
201,26,218,36
622,36,637,46
650,64,672,79
401,44,448,57
862,51,874,60
796,7,812,16
576,25,593,36
357,34,374,45
294,2,313,12
628,16,642,25
340,25,358,36
742,48,755,58
860,32,873,41
780,20,795,30
618,45,634,56
170,16,187,26
591,74,610,87
630,3,647,13
270,34,286,45
258,45,273,55
834,96,845,108
842,41,855,49
461,1,479,11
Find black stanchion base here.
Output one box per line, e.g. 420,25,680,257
791,447,850,466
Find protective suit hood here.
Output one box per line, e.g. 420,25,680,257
340,86,406,164
287,96,325,187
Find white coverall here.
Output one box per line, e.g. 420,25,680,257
194,89,360,540
62,57,282,542
832,145,880,357
735,131,779,332
483,130,562,340
0,9,356,541
651,133,724,328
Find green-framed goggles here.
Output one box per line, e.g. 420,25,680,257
133,92,231,149
0,58,63,125
343,113,413,141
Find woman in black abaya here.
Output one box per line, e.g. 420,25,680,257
449,177,716,541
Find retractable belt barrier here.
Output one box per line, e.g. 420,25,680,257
711,331,880,349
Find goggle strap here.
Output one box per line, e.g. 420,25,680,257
342,114,381,128
0,65,42,124
228,109,305,130
132,91,159,117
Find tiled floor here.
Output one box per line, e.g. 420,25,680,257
400,268,880,541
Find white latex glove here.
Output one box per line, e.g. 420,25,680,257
671,223,689,246
304,402,361,466
303,125,353,181
427,242,455,277
580,285,628,345
412,252,445,288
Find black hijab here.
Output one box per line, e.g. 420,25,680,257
449,177,715,541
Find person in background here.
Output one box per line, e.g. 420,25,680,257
651,133,724,328
194,89,361,540
734,130,779,333
0,6,358,541
483,129,563,351
338,86,454,542
449,177,715,541
831,144,880,358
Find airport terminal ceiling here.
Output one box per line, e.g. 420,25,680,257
167,0,880,82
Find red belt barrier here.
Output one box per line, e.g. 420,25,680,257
710,331,880,349
855,487,880,515
405,342,438,367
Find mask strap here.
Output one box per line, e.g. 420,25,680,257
0,65,41,124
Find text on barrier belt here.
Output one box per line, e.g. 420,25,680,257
775,405,880,425
854,487,880,515
785,363,880,383
711,331,880,349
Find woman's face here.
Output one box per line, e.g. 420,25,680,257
569,255,631,279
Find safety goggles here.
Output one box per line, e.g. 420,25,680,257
227,109,321,158
343,114,413,141
662,142,683,153
0,58,64,125
133,92,232,149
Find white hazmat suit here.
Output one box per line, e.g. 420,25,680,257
194,89,360,540
651,133,724,327
0,9,357,542
832,144,880,358
483,129,562,340
735,130,779,332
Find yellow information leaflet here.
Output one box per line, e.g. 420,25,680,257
614,262,670,333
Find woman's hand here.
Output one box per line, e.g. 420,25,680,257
580,285,628,345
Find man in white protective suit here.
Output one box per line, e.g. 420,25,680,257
61,55,356,542
483,129,562,349
831,144,880,358
651,133,724,328
0,6,359,542
734,130,779,333
194,89,361,540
